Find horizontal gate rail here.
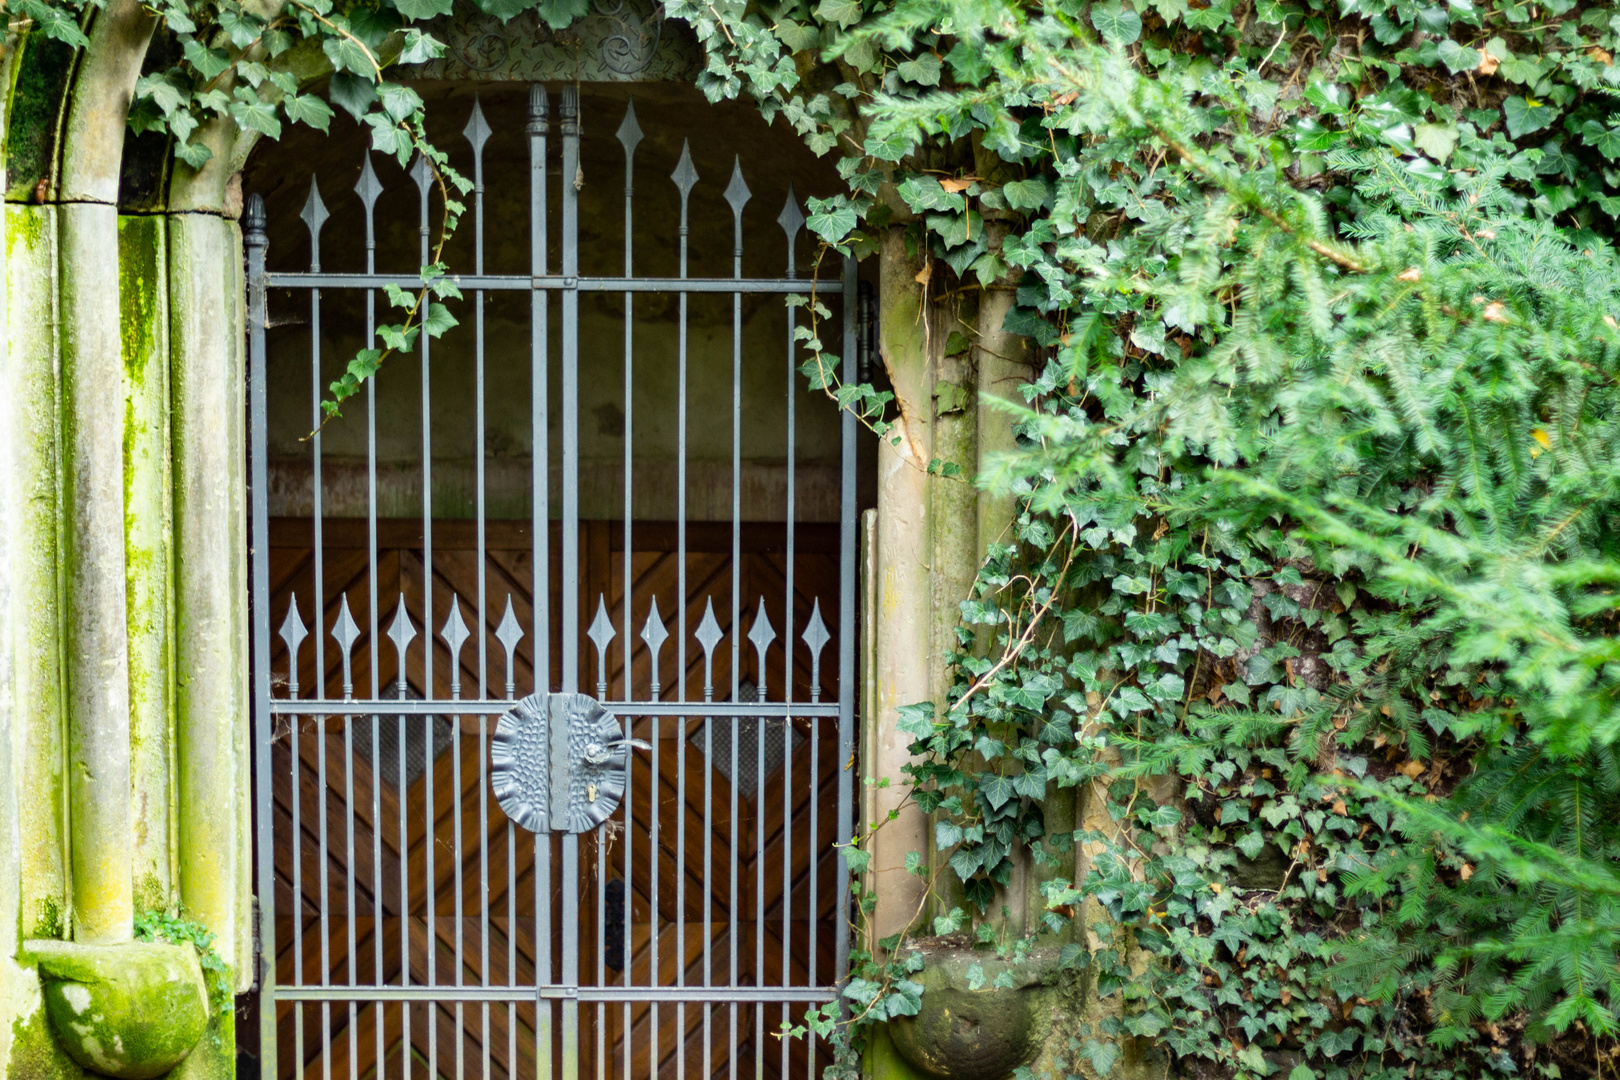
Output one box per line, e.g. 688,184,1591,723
265,273,821,294
268,700,840,717
274,987,839,1004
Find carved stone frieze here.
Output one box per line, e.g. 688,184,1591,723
407,0,701,84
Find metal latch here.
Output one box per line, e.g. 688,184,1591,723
490,692,650,834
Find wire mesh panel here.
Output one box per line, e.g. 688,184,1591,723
246,83,857,1080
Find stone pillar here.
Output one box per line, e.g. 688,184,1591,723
56,0,160,946
868,228,935,944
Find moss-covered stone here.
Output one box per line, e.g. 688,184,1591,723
27,940,209,1079
4,34,77,202
8,1006,90,1080
886,946,1059,1080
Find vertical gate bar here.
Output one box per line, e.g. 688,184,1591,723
669,136,698,1080
559,83,582,1080
466,94,494,1080
399,666,411,1080
319,704,332,1080
780,193,801,1026
753,607,768,1080
835,256,858,993
615,101,643,1080
528,87,551,686
245,197,279,1080
454,711,465,1080
302,178,324,1068
726,157,747,1080
528,82,554,1080
410,156,440,1080
616,104,640,1080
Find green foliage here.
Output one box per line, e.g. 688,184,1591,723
679,0,1620,1076
133,909,233,1014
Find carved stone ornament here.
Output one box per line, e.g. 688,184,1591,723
491,692,640,833
406,0,701,84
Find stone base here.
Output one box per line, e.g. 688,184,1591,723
24,940,210,1079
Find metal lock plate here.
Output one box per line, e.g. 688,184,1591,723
490,693,638,833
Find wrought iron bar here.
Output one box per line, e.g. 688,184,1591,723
265,271,814,292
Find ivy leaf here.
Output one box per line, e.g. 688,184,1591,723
841,845,871,875
896,52,943,86
378,82,424,122
229,89,282,139
13,0,90,47
183,38,233,80
1503,95,1552,138
400,29,446,64
896,175,966,213
322,35,377,77
1436,38,1481,73
1081,1039,1118,1077
1003,177,1052,210
1581,119,1620,161
980,772,1016,810
473,0,530,20
422,302,459,339
219,8,265,47
774,18,820,51
806,196,858,243
815,0,863,28
534,0,591,29
328,73,380,119
1091,1,1142,45
393,0,453,19
284,95,335,133
174,137,214,172
135,73,190,117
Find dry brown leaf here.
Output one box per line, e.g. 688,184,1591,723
1052,90,1079,106
1483,301,1509,323
1332,800,1347,815
1459,863,1475,880
1281,988,1293,1005
1589,46,1613,65
1397,266,1422,282
1397,760,1426,779
914,263,933,287
1605,315,1617,329
939,177,975,193
1478,50,1500,75
1476,229,1496,239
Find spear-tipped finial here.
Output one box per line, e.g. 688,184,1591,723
616,98,643,159
353,157,382,216
671,139,699,202
724,156,752,220
333,594,362,700
496,595,524,699
778,185,805,274
464,95,492,159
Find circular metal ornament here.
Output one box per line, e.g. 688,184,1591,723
490,692,630,834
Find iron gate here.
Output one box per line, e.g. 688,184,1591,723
245,84,857,1080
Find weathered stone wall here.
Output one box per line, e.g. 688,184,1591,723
0,14,250,1076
